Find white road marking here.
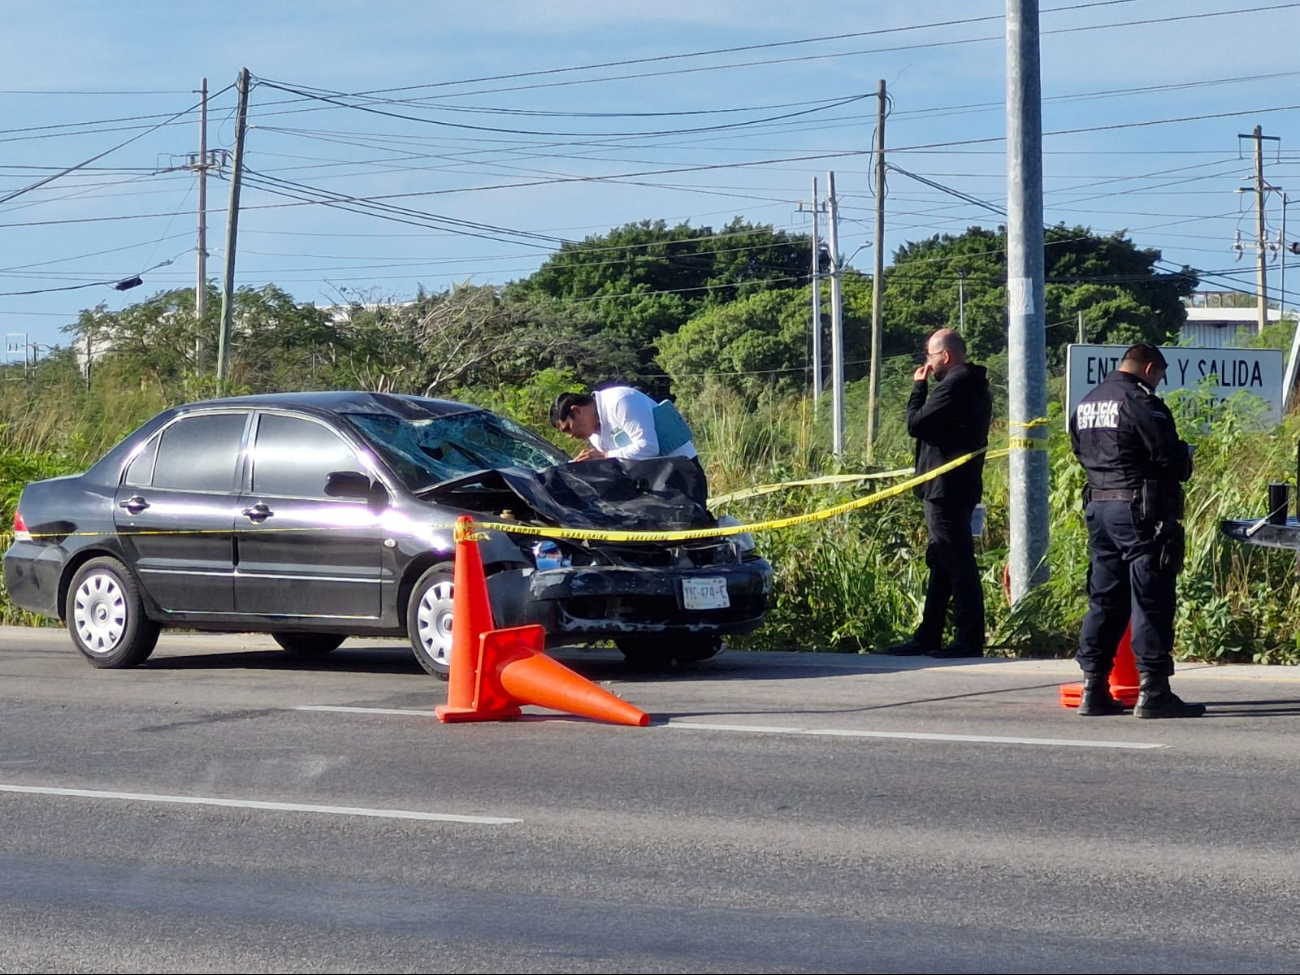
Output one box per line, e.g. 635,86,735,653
293,705,1165,750
663,721,1167,750
0,784,520,824
295,705,434,717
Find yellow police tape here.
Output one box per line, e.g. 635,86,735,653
709,469,914,506
26,418,1046,545
1008,415,1051,452
470,447,1012,544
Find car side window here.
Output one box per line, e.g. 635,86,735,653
151,413,247,492
122,435,160,487
252,413,360,499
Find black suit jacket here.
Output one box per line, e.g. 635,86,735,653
907,362,992,505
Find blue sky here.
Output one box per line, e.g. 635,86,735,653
2,0,1298,352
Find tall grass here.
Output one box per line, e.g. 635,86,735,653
695,378,1300,664
4,356,1300,662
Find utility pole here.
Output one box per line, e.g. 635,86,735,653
1077,310,1086,344
194,78,209,364
188,78,213,368
1239,125,1280,336
1279,192,1300,411
1006,0,1050,602
160,80,227,370
957,270,967,332
217,68,250,392
866,79,887,463
827,170,845,458
798,179,824,407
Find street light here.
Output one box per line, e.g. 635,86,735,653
841,240,872,266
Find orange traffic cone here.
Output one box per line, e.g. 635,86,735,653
438,624,649,726
436,516,521,723
1059,621,1141,709
491,625,650,726
435,517,650,727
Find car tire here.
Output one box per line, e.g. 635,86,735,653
272,632,346,655
66,557,161,669
616,635,724,669
407,562,455,681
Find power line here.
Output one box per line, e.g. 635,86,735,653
0,91,223,206
254,80,875,139
0,256,179,296
255,2,1297,105
253,2,1143,103
0,232,192,273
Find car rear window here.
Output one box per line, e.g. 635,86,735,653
151,413,247,492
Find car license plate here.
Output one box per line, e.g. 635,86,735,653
682,576,730,610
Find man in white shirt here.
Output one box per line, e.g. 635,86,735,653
550,387,699,464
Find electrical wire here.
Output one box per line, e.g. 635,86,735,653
0,256,180,296
0,89,228,205
250,2,1268,106
255,80,875,139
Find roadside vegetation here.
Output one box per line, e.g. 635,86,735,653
4,220,1297,663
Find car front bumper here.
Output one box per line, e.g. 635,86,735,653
523,558,773,637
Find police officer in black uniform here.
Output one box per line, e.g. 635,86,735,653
1069,343,1204,718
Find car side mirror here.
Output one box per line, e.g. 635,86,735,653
325,470,376,500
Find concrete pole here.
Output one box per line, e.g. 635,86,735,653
1005,0,1050,600
866,79,887,463
217,68,250,392
195,77,208,368
1280,194,1300,412
810,177,822,408
827,171,845,458
1253,125,1268,336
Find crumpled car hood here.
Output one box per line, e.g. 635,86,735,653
424,456,712,531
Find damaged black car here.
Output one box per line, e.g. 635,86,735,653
2,392,772,677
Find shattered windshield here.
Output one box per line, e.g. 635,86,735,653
344,409,568,492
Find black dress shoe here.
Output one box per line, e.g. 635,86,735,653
927,643,984,659
883,641,937,656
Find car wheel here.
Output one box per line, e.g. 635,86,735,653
272,632,346,655
616,635,724,669
407,562,455,681
66,557,161,669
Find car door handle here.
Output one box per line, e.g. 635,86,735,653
118,496,150,514
242,503,273,523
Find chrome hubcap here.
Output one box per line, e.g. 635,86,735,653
73,572,126,654
415,579,454,666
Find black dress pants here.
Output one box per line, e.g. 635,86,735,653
913,499,985,650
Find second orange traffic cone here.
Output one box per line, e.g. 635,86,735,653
1059,621,1141,709
485,625,650,727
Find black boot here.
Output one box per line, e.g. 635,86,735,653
1078,675,1125,716
1134,676,1206,719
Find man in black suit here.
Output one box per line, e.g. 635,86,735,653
887,328,993,659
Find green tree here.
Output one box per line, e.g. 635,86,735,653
513,218,812,384
329,283,638,396
67,284,340,397
658,273,876,404
884,224,1197,363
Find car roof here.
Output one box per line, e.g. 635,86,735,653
180,391,479,420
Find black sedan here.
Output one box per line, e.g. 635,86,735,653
3,392,772,677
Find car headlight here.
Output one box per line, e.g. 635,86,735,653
717,515,756,555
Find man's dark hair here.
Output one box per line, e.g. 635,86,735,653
1121,343,1168,371
550,392,594,427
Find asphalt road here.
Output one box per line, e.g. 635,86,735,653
2,626,1299,974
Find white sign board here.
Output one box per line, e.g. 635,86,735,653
1066,344,1284,422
